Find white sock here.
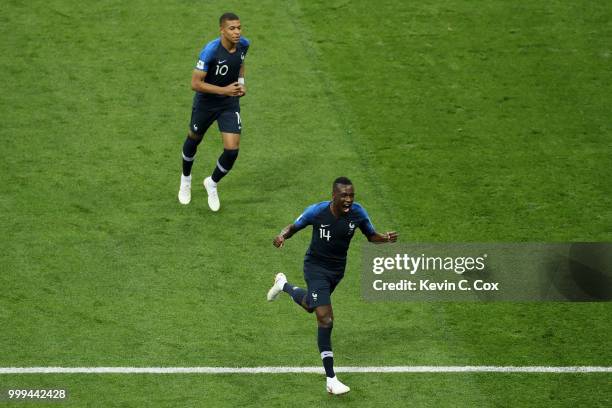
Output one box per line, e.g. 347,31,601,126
181,174,192,184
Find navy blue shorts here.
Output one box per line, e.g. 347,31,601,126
303,260,344,309
190,99,242,136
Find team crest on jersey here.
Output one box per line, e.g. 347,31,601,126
348,222,356,235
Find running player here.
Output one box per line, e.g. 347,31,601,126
267,177,398,394
178,12,249,211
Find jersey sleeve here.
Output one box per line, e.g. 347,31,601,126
355,205,376,237
239,37,250,56
293,203,319,231
195,40,218,72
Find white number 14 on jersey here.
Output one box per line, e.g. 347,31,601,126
319,227,331,241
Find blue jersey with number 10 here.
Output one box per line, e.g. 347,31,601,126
294,201,376,272
194,37,250,103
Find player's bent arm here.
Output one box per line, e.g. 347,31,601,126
191,70,216,93
191,70,241,96
367,231,398,244
273,224,299,248
238,64,246,96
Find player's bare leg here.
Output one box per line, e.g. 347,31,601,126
204,132,240,211
315,304,333,327
315,305,349,395
221,132,240,150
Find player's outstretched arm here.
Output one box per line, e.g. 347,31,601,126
367,231,398,244
273,224,299,248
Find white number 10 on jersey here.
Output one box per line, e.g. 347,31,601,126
215,64,228,75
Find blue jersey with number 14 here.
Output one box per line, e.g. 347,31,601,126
294,201,376,272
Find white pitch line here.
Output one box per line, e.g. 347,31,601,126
0,366,611,374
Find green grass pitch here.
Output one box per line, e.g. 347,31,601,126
1,0,611,406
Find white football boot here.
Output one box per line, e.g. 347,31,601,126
326,376,350,395
203,176,220,211
178,175,191,205
267,273,287,301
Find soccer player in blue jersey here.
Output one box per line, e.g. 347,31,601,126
178,12,250,210
267,177,398,394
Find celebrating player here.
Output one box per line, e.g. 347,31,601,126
178,12,249,210
267,177,398,394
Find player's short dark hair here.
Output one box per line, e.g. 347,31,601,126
333,176,353,191
219,12,240,26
